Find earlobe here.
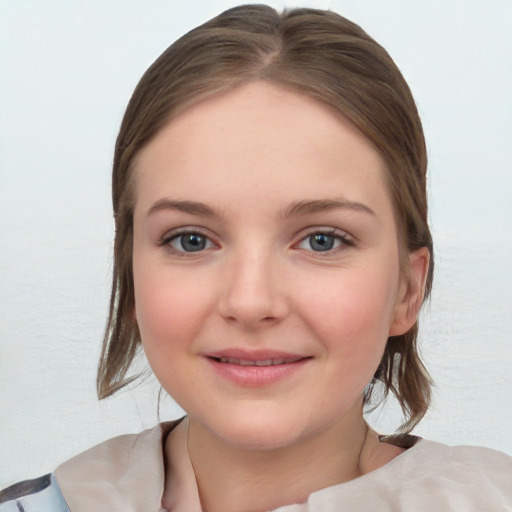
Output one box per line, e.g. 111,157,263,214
389,247,430,336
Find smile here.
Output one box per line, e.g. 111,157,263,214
204,350,311,387
215,357,304,366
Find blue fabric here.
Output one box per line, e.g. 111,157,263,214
0,474,70,512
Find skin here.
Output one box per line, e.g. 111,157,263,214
132,81,429,511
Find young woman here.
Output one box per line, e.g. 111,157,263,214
1,4,511,511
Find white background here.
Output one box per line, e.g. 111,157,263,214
1,0,511,487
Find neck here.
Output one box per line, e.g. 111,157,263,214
187,403,369,512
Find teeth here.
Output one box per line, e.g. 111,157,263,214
255,359,273,366
217,357,297,366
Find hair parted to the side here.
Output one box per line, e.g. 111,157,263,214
97,4,434,432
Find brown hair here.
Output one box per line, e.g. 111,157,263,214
97,4,434,432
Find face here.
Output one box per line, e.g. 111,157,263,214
132,81,415,450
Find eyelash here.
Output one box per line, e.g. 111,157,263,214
158,227,354,256
297,228,354,254
159,228,216,256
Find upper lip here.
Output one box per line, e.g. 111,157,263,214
203,349,310,363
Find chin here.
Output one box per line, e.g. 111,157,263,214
201,407,315,452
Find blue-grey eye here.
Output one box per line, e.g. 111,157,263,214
309,233,335,251
170,233,212,252
298,232,345,252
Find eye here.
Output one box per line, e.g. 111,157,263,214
297,231,352,252
166,231,214,253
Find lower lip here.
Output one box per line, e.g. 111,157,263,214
205,357,310,387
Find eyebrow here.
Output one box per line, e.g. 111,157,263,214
146,197,375,219
281,199,375,219
147,199,218,217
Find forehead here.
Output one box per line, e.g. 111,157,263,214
133,81,393,221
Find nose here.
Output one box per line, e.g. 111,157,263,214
217,248,289,329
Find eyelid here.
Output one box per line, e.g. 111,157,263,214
294,227,355,252
157,225,354,254
158,227,218,253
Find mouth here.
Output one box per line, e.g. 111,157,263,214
203,350,312,386
211,356,305,367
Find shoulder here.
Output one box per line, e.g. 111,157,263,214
55,421,172,475
393,439,512,508
54,420,179,512
410,438,512,475
0,421,180,512
380,432,512,481
305,439,512,511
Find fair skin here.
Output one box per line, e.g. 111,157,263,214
132,81,429,512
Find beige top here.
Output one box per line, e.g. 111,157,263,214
55,419,512,511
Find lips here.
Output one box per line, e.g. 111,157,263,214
216,356,304,366
203,349,311,386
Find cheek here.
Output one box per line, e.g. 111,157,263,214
133,266,213,359
133,266,218,407
296,265,399,361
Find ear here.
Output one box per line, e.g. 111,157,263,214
389,247,430,336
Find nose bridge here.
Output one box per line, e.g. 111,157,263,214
220,241,286,327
